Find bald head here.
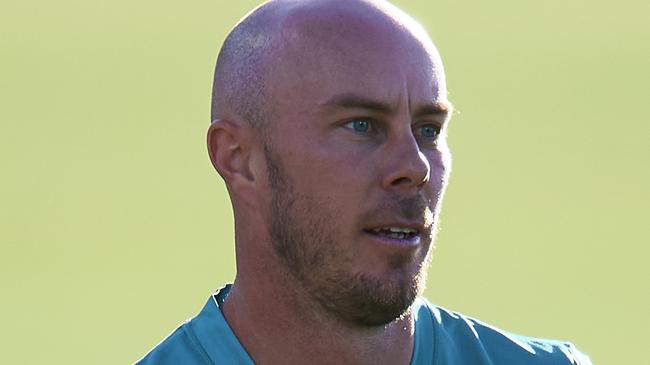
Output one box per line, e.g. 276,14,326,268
208,0,453,331
211,0,446,130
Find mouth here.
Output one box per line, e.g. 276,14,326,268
365,227,419,240
362,225,422,247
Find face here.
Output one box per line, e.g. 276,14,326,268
259,17,452,327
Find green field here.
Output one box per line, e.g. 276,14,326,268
1,1,648,363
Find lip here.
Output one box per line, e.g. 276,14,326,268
362,220,426,249
363,220,426,234
363,230,422,248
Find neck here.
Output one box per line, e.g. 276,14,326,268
221,271,416,365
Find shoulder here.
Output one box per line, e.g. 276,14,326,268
133,320,211,365
413,298,594,365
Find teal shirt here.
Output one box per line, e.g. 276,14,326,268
135,285,593,364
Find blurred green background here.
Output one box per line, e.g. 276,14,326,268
1,0,647,363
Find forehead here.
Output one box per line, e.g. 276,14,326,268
268,8,447,116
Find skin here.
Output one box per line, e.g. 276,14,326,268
207,1,453,364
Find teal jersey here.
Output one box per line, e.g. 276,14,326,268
135,285,593,365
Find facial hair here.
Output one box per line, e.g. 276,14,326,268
263,142,435,327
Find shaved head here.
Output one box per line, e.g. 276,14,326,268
211,0,446,132
210,2,281,128
209,0,451,329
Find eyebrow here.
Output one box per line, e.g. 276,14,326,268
321,94,394,114
321,93,453,119
414,101,453,120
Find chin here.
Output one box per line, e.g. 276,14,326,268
312,266,427,328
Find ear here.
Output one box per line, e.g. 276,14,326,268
207,119,256,190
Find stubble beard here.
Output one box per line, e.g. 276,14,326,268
263,143,434,327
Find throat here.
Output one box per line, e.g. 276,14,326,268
223,280,416,365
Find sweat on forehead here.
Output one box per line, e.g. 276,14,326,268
211,0,444,126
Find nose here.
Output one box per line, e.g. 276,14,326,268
381,132,431,190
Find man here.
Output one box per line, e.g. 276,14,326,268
136,0,593,364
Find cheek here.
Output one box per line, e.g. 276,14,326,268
300,156,371,200
292,138,376,185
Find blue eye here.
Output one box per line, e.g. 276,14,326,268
417,124,440,140
344,119,371,133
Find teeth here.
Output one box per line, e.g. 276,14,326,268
371,227,417,235
388,227,416,233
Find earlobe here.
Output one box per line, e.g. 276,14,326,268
207,120,255,187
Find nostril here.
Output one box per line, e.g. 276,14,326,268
382,145,431,190
391,177,412,186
